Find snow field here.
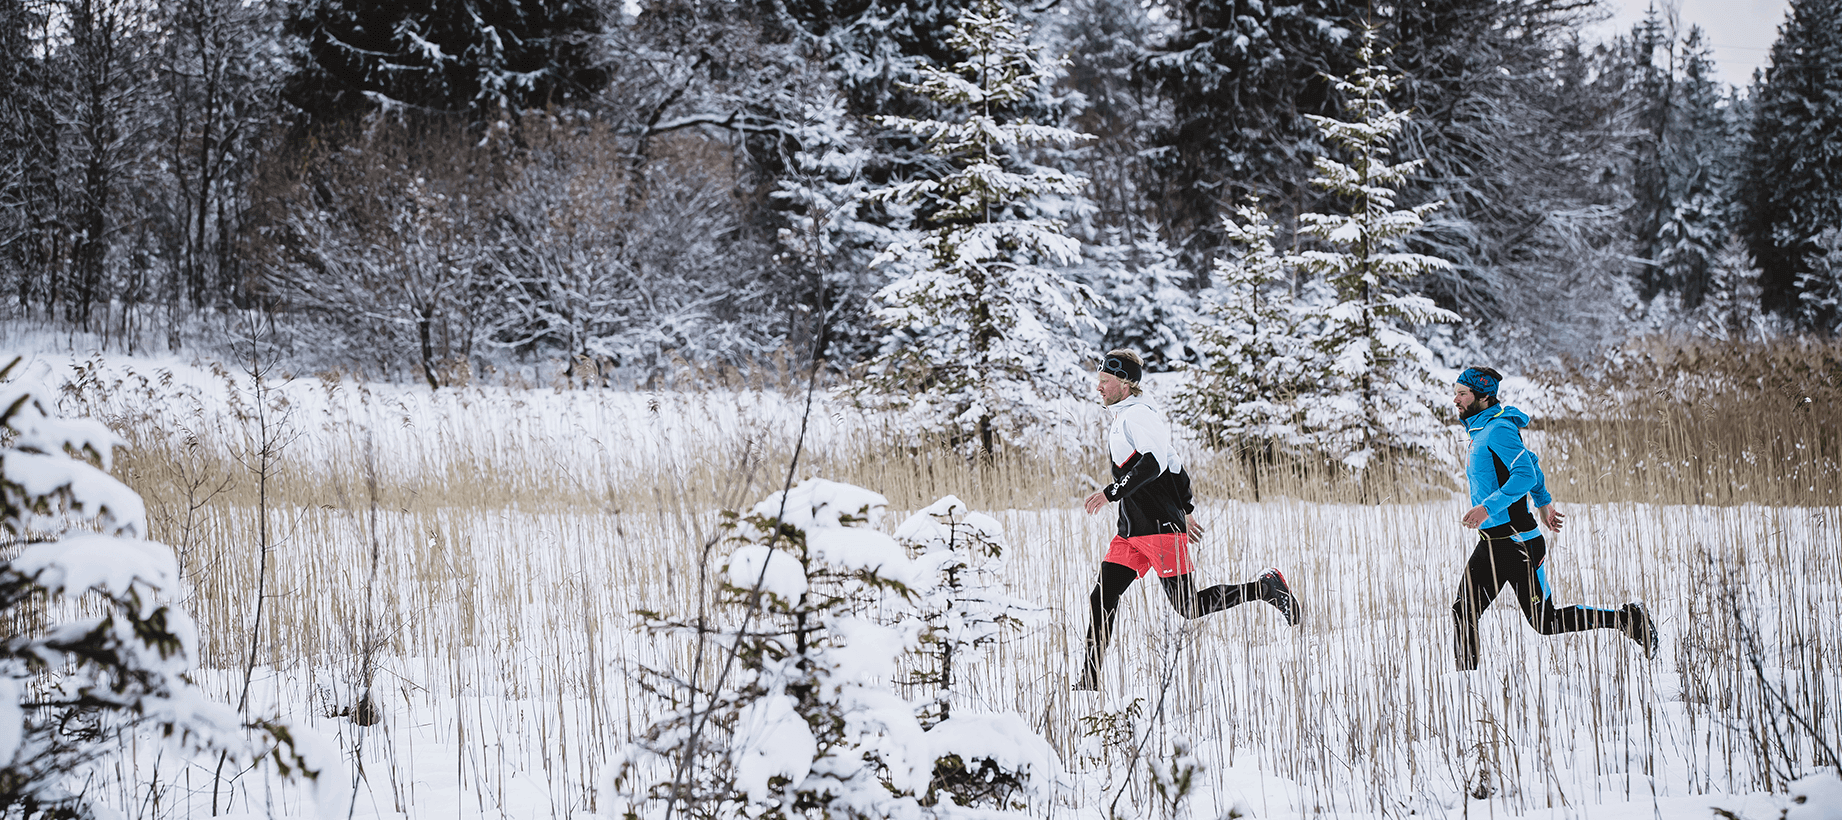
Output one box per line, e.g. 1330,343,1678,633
118,496,1838,819
27,351,1841,819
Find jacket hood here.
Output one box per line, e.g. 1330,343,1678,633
1463,404,1531,434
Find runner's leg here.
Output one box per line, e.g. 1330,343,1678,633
1079,562,1141,687
1452,536,1510,671
1509,536,1623,635
1159,573,1258,618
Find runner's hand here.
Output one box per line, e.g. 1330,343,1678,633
1083,491,1109,514
1541,505,1565,533
1461,504,1489,528
1186,514,1203,542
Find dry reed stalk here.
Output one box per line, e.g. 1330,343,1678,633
53,336,1842,816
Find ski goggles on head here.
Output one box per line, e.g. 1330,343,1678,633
1101,355,1142,383
1457,367,1499,396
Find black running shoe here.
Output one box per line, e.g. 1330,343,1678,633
1258,568,1302,626
1623,602,1659,658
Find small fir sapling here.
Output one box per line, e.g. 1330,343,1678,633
612,479,1061,818
893,495,1058,810
0,356,325,818
612,479,930,819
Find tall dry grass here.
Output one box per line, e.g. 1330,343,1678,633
59,336,1842,817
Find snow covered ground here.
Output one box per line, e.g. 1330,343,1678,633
6,336,1838,820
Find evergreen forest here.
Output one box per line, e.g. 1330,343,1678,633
3,0,1839,389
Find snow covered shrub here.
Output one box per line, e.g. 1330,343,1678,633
1147,737,1200,820
893,496,1056,809
0,356,321,818
612,479,1059,818
1074,696,1145,780
612,479,930,819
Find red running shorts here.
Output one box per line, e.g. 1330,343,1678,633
1103,533,1193,578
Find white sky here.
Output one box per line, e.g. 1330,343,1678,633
1592,0,1791,86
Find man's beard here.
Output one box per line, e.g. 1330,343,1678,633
1459,400,1487,420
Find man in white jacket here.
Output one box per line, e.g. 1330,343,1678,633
1075,349,1301,691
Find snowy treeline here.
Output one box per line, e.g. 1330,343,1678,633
4,0,1840,379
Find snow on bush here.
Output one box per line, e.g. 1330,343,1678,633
613,478,1060,818
0,355,325,817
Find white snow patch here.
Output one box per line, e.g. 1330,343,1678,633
726,545,809,600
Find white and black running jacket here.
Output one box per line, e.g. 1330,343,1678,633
1100,395,1194,538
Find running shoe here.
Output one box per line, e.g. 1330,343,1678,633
1622,602,1659,658
1258,568,1302,626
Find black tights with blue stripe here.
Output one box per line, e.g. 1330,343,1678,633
1452,527,1627,670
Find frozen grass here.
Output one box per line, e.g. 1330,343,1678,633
26,337,1842,818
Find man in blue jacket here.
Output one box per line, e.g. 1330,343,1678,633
1452,367,1658,670
1074,349,1301,691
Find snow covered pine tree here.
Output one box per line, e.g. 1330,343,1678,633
612,479,1059,818
1172,200,1318,457
859,0,1100,455
1279,30,1459,471
1178,32,1457,473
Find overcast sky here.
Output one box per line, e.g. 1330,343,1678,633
1593,0,1790,86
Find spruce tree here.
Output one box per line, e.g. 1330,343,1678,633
1078,226,1198,365
1176,33,1457,472
1653,27,1739,308
1740,0,1842,323
613,480,931,818
1171,202,1313,454
859,0,1098,454
1795,229,1842,333
1623,4,1674,298
1694,234,1765,340
1138,0,1359,260
1287,31,1458,470
892,495,1041,726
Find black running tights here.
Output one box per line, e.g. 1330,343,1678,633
1080,561,1258,683
1451,533,1625,670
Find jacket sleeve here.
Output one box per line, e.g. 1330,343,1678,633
1480,423,1540,514
1175,467,1195,515
1526,451,1553,508
1104,451,1164,502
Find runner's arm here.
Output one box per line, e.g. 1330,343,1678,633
1479,425,1540,516
1103,451,1164,502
